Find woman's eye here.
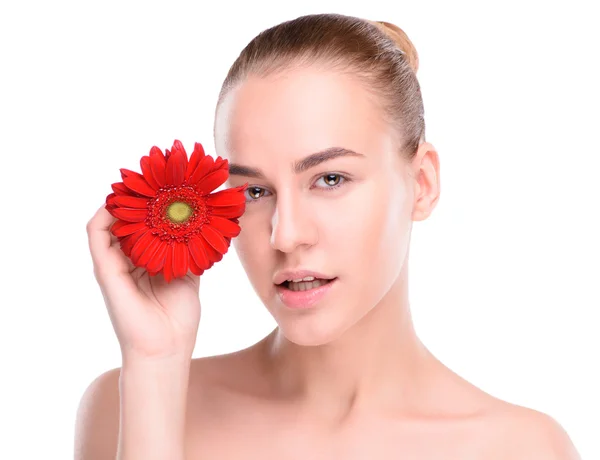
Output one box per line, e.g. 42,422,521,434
315,173,345,189
245,186,270,202
244,174,349,203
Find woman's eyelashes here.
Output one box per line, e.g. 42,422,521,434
244,173,352,203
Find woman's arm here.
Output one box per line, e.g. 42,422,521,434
75,354,192,460
117,354,192,460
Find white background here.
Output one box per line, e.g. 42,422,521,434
1,0,598,458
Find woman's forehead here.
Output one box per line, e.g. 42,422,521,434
215,68,389,163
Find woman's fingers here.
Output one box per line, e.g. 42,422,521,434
87,204,136,283
86,204,115,272
87,202,201,290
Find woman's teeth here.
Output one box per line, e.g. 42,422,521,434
285,277,333,291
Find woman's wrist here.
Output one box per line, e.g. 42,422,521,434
117,354,192,460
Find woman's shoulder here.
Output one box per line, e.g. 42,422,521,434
477,398,580,459
73,350,252,459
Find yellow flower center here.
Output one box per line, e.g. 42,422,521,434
166,201,193,223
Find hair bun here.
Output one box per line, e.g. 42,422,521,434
368,20,419,73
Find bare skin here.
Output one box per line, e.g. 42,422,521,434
76,66,580,459
78,337,579,459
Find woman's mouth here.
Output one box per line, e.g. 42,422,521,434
281,277,334,291
275,277,338,309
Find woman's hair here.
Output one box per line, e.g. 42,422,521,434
215,13,425,160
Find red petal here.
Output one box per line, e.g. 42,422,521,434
207,216,241,238
199,233,224,263
206,186,247,207
166,148,186,186
146,241,168,273
172,241,189,278
188,236,210,270
121,229,147,257
106,193,117,210
138,235,164,269
185,143,206,181
113,195,151,209
111,182,132,196
149,146,167,187
111,220,147,237
171,140,189,169
201,224,229,254
111,207,148,222
214,157,227,169
140,155,161,191
109,219,128,234
196,168,229,195
210,204,246,218
130,230,157,265
121,169,157,197
163,243,174,283
188,155,215,184
188,254,204,276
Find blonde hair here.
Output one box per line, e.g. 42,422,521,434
364,20,419,74
215,13,425,159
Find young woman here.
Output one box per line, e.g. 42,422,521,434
77,13,580,460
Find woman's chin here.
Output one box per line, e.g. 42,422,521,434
275,317,350,347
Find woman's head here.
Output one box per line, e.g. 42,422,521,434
213,13,440,346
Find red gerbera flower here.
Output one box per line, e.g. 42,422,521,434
105,139,248,283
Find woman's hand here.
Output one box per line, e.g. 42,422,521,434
86,204,201,360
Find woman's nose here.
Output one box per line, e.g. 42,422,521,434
269,196,318,253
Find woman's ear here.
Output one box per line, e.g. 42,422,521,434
410,142,440,222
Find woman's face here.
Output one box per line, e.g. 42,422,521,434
214,67,419,346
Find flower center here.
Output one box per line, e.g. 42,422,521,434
146,185,209,244
166,201,193,223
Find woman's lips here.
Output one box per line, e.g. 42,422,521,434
275,277,338,309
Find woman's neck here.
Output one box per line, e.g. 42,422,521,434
262,266,437,424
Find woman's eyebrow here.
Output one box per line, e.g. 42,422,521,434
228,147,365,179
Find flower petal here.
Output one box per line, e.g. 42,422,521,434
111,182,132,196
185,142,206,181
130,230,157,265
201,224,229,254
111,207,148,222
113,195,151,209
207,216,241,238
210,204,246,218
171,140,189,170
106,193,117,211
121,169,157,197
166,147,186,186
206,185,247,207
214,157,227,169
146,241,168,273
196,168,229,195
199,233,224,263
188,155,215,185
121,228,148,257
111,220,147,237
163,244,174,283
149,146,167,187
188,236,210,270
138,235,164,269
188,254,204,276
172,241,189,278
140,155,161,191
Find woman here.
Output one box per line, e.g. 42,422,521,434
77,13,580,459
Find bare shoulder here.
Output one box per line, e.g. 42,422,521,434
73,347,262,459
485,401,581,460
74,366,121,460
